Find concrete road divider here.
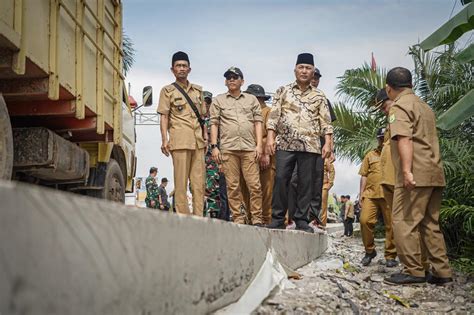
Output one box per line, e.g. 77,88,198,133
0,180,327,314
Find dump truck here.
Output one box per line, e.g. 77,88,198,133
0,0,152,201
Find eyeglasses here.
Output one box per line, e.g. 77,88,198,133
226,75,241,81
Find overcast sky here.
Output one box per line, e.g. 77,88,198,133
123,0,462,198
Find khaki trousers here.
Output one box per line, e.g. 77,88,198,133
171,148,205,216
321,188,329,226
392,186,452,278
383,184,429,270
222,150,263,225
242,156,275,225
360,197,397,259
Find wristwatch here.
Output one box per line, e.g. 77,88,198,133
210,144,218,149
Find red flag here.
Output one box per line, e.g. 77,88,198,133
371,52,376,72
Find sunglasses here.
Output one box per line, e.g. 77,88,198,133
226,75,241,81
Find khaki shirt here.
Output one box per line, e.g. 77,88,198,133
359,149,384,199
345,201,355,219
267,82,333,154
261,105,271,145
210,92,263,151
389,89,445,188
380,127,395,186
157,81,206,151
323,160,335,189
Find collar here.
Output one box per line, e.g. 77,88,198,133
226,91,244,99
291,81,315,93
175,80,191,92
394,89,414,102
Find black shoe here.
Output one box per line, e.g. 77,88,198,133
361,251,377,266
385,259,398,268
426,273,453,285
266,221,286,229
384,273,426,285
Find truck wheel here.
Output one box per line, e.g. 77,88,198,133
0,95,13,180
88,159,125,203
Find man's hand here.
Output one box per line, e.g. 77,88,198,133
150,200,156,207
322,143,331,159
265,137,276,156
260,154,270,170
212,147,221,164
403,171,416,190
255,144,263,161
160,204,164,210
329,151,336,163
161,140,170,157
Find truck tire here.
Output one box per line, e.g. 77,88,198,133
88,159,125,203
0,95,13,180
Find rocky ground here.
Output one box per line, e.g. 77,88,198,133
255,231,474,314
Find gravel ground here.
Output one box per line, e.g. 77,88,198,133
255,231,474,314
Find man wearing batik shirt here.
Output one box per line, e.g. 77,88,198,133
266,53,333,233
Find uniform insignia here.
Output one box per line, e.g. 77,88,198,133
177,105,184,111
389,113,396,123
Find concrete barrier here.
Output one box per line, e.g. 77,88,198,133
326,222,360,234
0,180,327,314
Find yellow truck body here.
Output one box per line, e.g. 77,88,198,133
0,0,137,200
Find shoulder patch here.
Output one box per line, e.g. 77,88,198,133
192,83,202,91
164,84,175,93
388,113,396,124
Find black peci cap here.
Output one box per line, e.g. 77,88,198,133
296,53,314,66
172,51,190,66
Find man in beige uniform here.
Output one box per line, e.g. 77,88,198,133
376,88,429,271
383,67,452,285
157,51,206,216
210,67,264,226
358,128,397,267
241,84,274,225
320,159,335,227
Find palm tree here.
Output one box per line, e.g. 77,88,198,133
333,64,387,162
122,31,135,75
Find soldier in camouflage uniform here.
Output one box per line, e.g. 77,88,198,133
145,167,160,209
203,91,221,218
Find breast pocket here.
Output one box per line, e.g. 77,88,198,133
171,99,187,116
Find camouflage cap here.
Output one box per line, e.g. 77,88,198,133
244,84,271,100
224,66,244,79
203,91,213,100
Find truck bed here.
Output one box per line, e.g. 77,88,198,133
0,0,124,144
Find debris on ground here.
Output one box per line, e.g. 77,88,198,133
255,233,474,314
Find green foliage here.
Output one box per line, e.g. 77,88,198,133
122,31,135,75
332,103,384,162
440,201,474,260
333,65,387,162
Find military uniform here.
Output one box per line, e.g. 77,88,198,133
389,89,452,278
204,117,221,217
157,81,206,216
359,148,397,260
145,175,159,209
320,159,335,226
210,91,264,225
241,103,275,225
